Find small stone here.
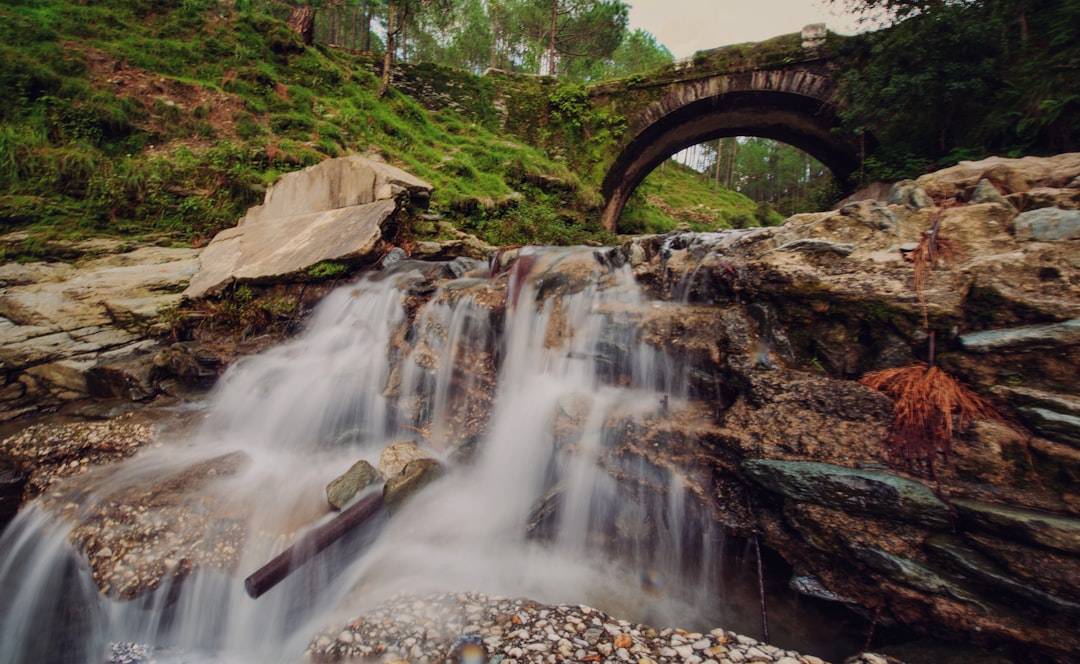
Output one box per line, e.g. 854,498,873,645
675,645,694,658
337,631,354,644
745,646,770,662
614,633,633,649
692,638,711,650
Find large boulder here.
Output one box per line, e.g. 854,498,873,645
184,156,433,299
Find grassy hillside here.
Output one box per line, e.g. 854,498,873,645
621,160,783,234
0,0,779,259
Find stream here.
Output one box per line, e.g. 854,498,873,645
0,246,868,663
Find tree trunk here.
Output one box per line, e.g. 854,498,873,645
378,3,399,98
287,5,315,46
363,1,372,52
548,0,558,75
714,139,722,194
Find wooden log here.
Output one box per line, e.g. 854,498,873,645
244,491,384,599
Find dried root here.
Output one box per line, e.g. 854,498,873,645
860,362,1004,475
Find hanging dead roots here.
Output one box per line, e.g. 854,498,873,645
907,208,962,326
860,363,1004,475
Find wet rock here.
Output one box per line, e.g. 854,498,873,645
924,534,1080,613
964,531,1080,601
382,458,444,515
326,459,380,510
742,460,950,528
958,318,1080,352
86,352,158,402
151,342,222,386
1014,406,1080,447
48,450,251,599
0,465,27,528
1011,207,1080,242
0,414,155,498
852,546,984,606
378,440,431,479
950,498,1080,555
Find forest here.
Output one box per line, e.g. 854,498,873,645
1,0,1077,256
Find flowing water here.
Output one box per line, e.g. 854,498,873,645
0,246,859,663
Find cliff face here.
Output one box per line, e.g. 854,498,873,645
608,153,1080,661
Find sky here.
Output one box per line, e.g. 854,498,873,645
627,0,867,58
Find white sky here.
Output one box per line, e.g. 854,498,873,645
627,0,867,58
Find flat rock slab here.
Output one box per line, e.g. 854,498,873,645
951,498,1080,555
242,155,432,226
742,459,951,528
959,318,1080,352
184,199,397,298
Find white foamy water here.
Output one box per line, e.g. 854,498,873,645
0,248,720,664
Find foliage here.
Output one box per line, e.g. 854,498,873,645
836,0,1080,180
305,260,350,280
623,160,761,233
0,0,613,254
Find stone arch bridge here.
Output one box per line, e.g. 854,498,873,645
585,26,862,231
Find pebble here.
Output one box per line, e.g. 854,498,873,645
304,591,893,664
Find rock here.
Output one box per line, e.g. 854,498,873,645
968,178,1017,212
0,246,197,407
86,352,158,402
1008,186,1080,211
185,156,435,298
383,458,444,515
1011,207,1080,241
1015,407,1080,447
764,239,856,257
241,155,432,227
378,441,431,479
964,531,1080,602
950,498,1080,555
990,385,1080,447
839,200,900,233
958,318,1080,352
0,465,28,529
184,199,398,298
924,534,1080,613
853,547,983,606
326,459,380,510
915,153,1080,199
151,343,222,386
742,460,951,528
887,180,934,208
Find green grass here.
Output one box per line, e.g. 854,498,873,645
0,0,784,257
620,160,769,234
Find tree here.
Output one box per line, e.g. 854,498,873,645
605,28,673,78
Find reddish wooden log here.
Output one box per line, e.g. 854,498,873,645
244,491,384,599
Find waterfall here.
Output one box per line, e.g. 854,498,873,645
0,247,722,663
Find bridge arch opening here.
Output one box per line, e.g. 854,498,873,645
600,89,862,232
